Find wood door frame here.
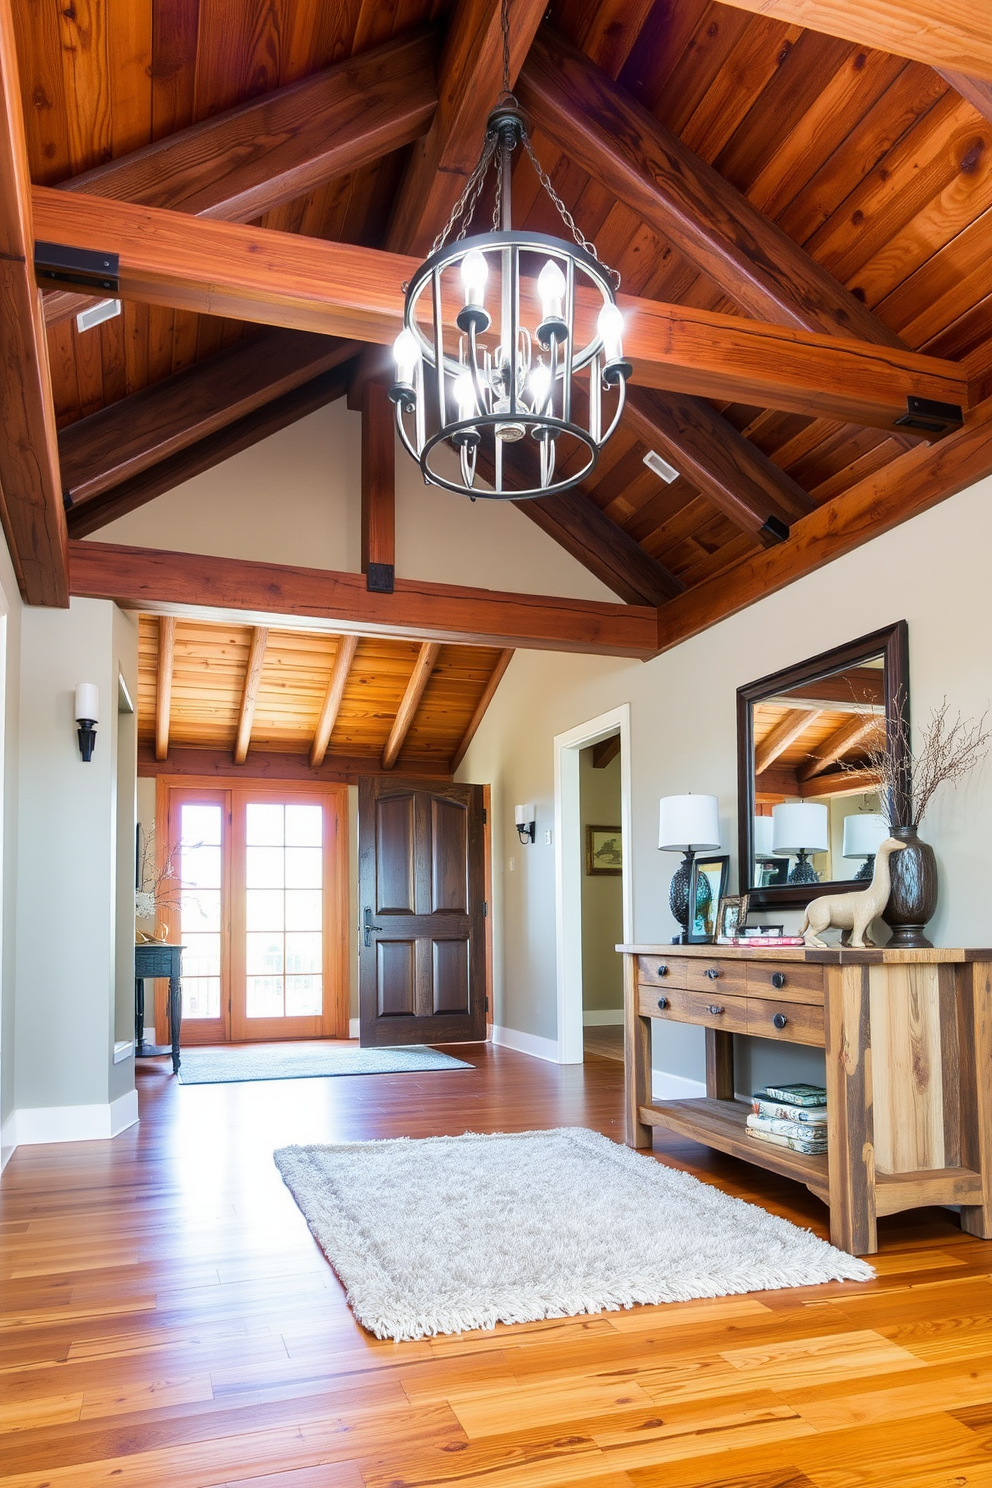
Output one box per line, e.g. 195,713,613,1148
155,774,350,1042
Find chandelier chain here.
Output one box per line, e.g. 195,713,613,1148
501,0,511,96
428,131,498,257
519,133,621,287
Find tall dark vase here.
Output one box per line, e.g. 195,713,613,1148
883,824,939,948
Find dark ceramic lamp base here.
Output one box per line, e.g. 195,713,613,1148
669,850,694,943
787,848,820,885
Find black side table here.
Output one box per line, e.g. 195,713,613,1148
134,942,185,1074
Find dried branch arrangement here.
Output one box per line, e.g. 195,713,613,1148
135,826,183,918
847,696,991,827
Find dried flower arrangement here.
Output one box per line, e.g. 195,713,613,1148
844,696,991,828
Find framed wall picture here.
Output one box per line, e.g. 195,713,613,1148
586,824,623,875
715,893,749,942
687,855,730,943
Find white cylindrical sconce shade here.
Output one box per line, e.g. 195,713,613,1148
658,794,720,852
753,816,774,859
74,683,99,722
514,803,535,826
772,801,828,855
843,812,888,859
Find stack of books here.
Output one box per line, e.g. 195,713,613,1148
746,1083,828,1155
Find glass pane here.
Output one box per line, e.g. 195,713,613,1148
182,933,221,977
286,804,322,847
246,803,284,846
181,803,221,846
246,889,284,931
286,974,322,1017
181,888,220,933
247,975,283,1018
246,931,283,975
285,889,322,932
285,847,321,889
182,976,220,1019
286,932,322,975
181,843,221,889
246,845,284,888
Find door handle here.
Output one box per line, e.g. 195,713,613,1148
363,907,383,947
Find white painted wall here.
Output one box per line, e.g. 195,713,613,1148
457,473,992,1093
0,540,21,1163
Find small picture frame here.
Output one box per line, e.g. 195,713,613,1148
687,855,730,943
715,893,749,942
586,824,623,875
758,924,785,937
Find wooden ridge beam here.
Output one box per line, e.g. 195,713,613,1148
69,542,659,658
514,487,684,604
155,616,176,762
656,393,992,654
0,0,67,606
66,365,352,538
139,743,451,784
310,635,359,769
382,642,441,769
33,190,969,433
518,29,904,347
936,70,992,123
44,30,439,327
233,627,268,765
712,0,992,84
60,331,353,506
450,649,513,772
387,0,546,257
754,709,822,774
362,381,395,590
798,714,876,781
623,387,814,544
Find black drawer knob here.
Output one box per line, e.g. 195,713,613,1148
657,996,669,1010
705,967,720,980
656,964,668,977
771,972,786,989
707,1004,725,1016
773,1012,788,1029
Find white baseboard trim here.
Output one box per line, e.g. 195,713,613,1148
143,1026,156,1047
349,1017,359,1039
492,1025,560,1063
583,1009,623,1026
114,1040,134,1064
8,1089,139,1148
652,1069,707,1100
0,1111,16,1173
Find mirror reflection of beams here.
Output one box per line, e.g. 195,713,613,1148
737,623,909,909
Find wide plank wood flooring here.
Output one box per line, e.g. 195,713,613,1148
3,1044,992,1486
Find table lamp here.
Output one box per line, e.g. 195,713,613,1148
771,801,829,884
843,811,888,881
659,794,721,941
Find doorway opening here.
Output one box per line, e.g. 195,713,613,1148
553,704,632,1065
578,736,624,1062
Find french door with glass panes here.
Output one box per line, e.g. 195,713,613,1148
158,779,349,1044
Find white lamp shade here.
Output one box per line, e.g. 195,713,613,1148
74,683,99,722
772,801,828,855
658,794,720,852
753,816,774,859
843,812,888,859
514,803,535,826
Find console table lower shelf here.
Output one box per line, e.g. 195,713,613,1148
621,944,992,1256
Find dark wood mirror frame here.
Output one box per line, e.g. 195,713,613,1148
737,622,910,910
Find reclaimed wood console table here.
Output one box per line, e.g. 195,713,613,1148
134,942,185,1075
621,944,992,1254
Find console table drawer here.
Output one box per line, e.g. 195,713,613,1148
747,996,825,1047
746,961,824,1005
685,961,747,998
638,985,686,1019
682,990,748,1033
638,956,687,987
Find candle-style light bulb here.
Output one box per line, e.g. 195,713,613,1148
537,259,567,321
528,360,552,411
393,328,421,386
597,302,624,362
453,371,477,420
460,251,489,308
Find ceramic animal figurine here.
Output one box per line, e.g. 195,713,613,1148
800,837,907,948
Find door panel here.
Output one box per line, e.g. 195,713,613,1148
359,777,487,1046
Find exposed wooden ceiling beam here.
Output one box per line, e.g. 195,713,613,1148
623,387,814,544
33,190,968,432
712,0,992,84
936,69,992,123
754,709,822,774
44,30,439,327
69,541,659,658
233,626,268,765
155,615,176,762
518,29,904,347
592,734,621,769
756,763,881,800
450,649,514,772
513,485,684,604
66,365,353,538
310,635,359,769
382,642,441,769
362,381,395,588
139,744,451,784
387,0,547,257
656,392,992,654
60,331,353,507
798,714,876,781
0,0,67,607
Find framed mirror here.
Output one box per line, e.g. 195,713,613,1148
737,623,909,910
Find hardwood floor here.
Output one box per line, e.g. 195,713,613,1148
583,1024,624,1061
2,1044,992,1487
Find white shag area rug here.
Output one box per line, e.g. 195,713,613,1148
274,1126,873,1340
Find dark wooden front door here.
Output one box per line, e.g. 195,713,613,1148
358,777,487,1046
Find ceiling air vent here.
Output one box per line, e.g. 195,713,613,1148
643,450,679,484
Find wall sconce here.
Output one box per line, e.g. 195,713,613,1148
514,804,536,845
75,683,99,762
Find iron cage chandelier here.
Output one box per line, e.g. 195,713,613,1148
388,99,632,500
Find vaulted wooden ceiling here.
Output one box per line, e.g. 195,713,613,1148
0,0,990,655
